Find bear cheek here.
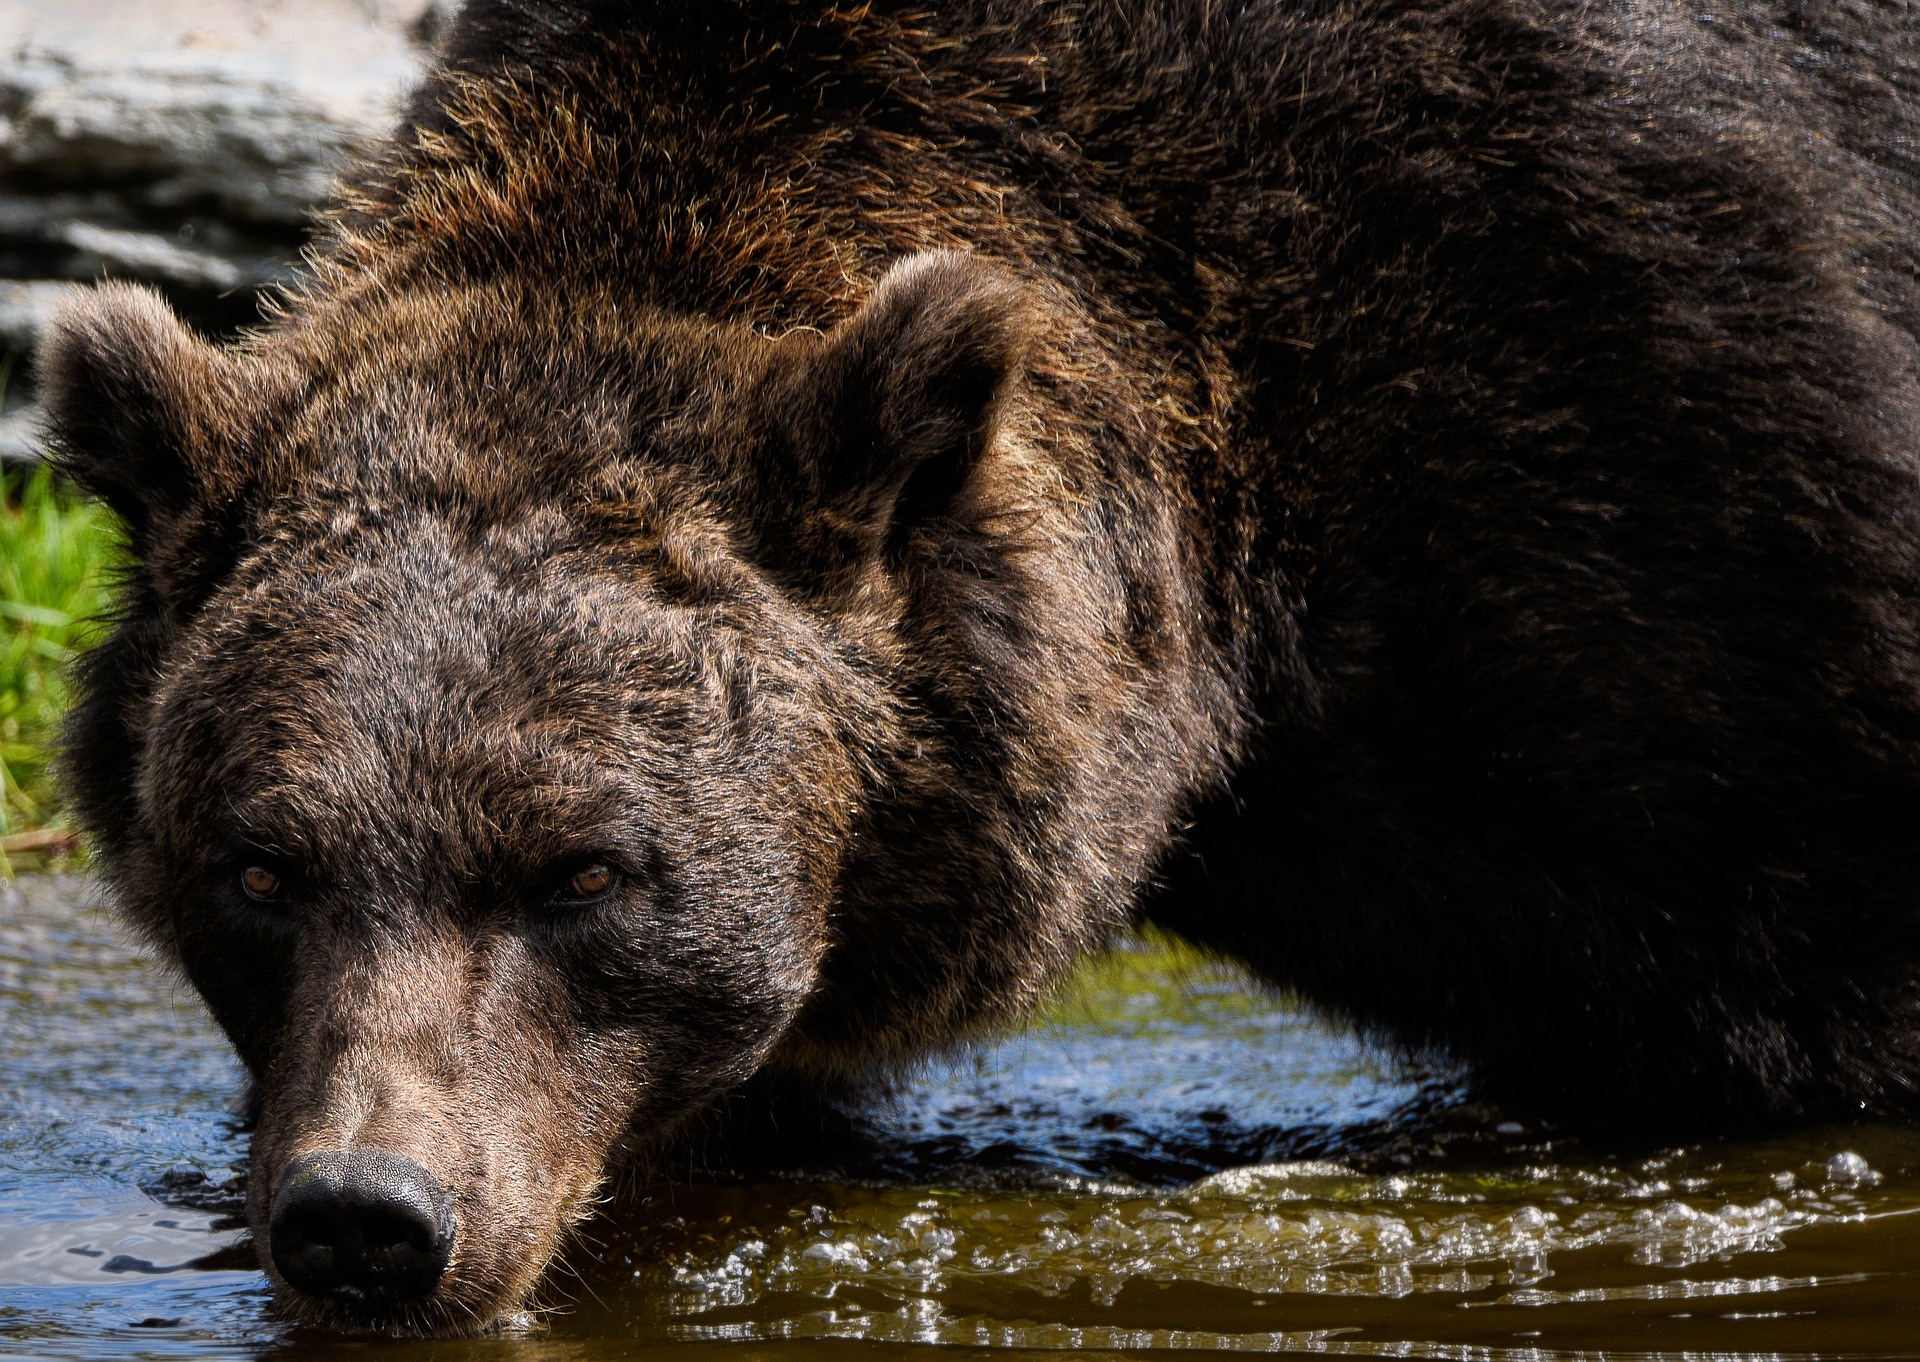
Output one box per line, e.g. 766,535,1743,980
174,911,299,1080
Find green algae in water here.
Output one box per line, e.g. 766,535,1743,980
7,874,1920,1359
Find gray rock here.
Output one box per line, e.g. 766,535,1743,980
0,279,80,355
0,0,435,412
0,399,42,466
0,0,432,223
0,283,63,466
58,222,258,292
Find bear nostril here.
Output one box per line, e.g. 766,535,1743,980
268,1149,455,1307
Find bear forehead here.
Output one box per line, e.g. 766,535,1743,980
181,556,729,731
141,596,756,883
275,286,776,456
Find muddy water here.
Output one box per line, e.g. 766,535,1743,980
5,874,1920,1360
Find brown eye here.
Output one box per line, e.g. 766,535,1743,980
240,865,283,901
565,863,618,902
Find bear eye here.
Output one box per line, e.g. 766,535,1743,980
559,862,620,904
240,865,284,902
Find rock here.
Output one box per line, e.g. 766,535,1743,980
0,283,70,464
57,222,261,293
0,279,81,355
0,399,42,466
0,0,435,388
0,0,435,221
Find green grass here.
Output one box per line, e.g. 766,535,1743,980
0,383,121,867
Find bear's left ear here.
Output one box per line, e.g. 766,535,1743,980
38,283,281,612
38,282,245,558
775,251,1036,560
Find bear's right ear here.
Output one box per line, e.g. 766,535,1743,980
38,283,250,562
762,252,1036,567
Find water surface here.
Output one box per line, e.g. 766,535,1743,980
5,873,1920,1360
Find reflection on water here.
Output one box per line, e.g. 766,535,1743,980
5,873,1920,1359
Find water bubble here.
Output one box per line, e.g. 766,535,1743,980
1825,1151,1881,1188
800,1240,871,1271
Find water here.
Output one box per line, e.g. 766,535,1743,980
6,874,1920,1360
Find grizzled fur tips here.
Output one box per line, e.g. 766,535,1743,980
38,0,1920,1336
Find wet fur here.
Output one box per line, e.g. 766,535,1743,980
39,0,1920,1334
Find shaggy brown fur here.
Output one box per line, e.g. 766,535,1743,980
38,0,1920,1335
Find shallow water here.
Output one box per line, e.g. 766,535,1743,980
5,875,1920,1360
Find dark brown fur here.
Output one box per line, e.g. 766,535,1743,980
38,0,1920,1334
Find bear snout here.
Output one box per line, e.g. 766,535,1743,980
268,1148,457,1309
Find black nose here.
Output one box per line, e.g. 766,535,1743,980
268,1149,456,1307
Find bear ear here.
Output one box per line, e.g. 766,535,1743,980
38,282,247,559
780,251,1036,560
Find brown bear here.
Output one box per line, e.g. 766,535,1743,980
37,0,1920,1337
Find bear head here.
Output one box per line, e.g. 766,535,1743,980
38,252,1039,1332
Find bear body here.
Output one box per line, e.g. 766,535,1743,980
41,0,1920,1333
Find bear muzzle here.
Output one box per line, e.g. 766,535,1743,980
268,1148,457,1309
